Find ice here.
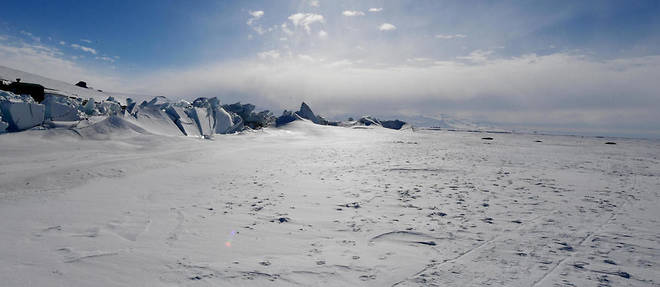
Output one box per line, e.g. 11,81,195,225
276,102,322,126
42,93,85,121
297,102,320,123
127,104,184,136
276,109,305,126
164,105,201,137
81,98,97,116
97,99,122,116
213,107,236,134
357,116,382,126
0,90,45,131
0,116,8,133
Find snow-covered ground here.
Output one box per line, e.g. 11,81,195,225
0,121,659,286
1,65,131,104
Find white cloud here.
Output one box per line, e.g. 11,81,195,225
309,0,320,7
368,8,383,12
318,30,328,39
0,41,120,90
342,10,365,17
20,30,40,42
247,10,264,26
70,43,97,55
435,34,467,39
96,56,115,63
80,39,92,43
257,50,280,60
126,53,660,137
298,54,314,61
288,13,325,34
281,23,293,36
59,41,66,45
379,23,397,31
457,49,493,63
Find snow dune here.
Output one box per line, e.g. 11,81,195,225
0,120,659,286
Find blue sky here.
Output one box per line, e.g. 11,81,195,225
1,0,660,137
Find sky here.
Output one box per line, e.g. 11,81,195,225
1,0,659,138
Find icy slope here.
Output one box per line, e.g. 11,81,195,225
0,65,130,104
0,122,658,286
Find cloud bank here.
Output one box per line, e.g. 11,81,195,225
120,52,660,137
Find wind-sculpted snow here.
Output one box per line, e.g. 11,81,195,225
0,121,658,286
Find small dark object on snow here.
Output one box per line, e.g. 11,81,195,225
75,81,88,88
605,142,616,145
617,271,631,279
277,217,288,223
416,241,437,246
342,202,361,209
482,137,494,140
558,246,574,251
535,140,543,142
604,259,617,265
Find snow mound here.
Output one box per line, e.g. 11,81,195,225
74,115,152,139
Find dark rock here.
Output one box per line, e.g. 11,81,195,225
482,137,494,140
605,142,616,145
381,119,407,130
75,81,88,88
3,81,45,103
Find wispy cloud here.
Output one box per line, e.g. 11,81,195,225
70,43,97,55
342,10,365,17
456,49,493,63
368,8,383,12
309,0,320,7
96,56,115,63
0,40,119,89
20,30,40,42
288,13,325,34
257,50,280,60
379,23,397,31
247,10,264,26
435,34,467,39
80,39,92,43
125,53,660,137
